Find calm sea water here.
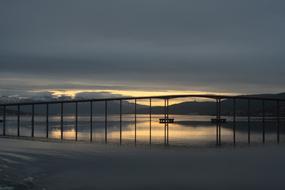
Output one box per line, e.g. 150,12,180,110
1,114,283,146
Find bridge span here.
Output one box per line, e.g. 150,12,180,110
1,94,284,146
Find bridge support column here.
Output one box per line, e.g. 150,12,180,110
164,99,166,145
120,100,122,145
277,100,280,144
247,99,251,145
60,103,63,140
216,99,222,146
90,101,93,142
46,104,49,138
149,98,152,145
164,98,170,146
105,101,108,144
75,102,78,141
219,99,221,145
134,99,137,146
167,99,169,145
262,100,265,144
3,105,6,136
31,104,34,138
233,98,236,145
17,104,20,137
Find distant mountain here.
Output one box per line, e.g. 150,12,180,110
138,92,285,116
1,92,284,116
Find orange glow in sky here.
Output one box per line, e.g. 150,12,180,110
42,89,238,106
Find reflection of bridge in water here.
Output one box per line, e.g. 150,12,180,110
0,94,285,146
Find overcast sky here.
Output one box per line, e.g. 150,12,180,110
1,0,285,98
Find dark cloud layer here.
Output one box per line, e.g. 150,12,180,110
1,0,285,94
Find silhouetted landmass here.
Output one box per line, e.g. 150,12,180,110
1,93,285,116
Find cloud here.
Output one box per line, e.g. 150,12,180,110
75,91,124,99
0,88,127,103
0,0,285,94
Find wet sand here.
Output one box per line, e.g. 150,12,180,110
0,137,285,190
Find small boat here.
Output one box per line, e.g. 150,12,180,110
159,118,175,124
211,118,227,123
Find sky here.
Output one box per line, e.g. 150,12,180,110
1,0,285,100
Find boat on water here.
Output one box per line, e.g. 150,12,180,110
211,118,227,123
159,118,175,124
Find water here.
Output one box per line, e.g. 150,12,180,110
1,114,283,146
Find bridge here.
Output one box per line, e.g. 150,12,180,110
0,94,284,146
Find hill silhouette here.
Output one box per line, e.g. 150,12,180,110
1,93,285,116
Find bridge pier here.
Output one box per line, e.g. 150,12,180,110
167,99,169,145
120,100,122,145
75,102,78,141
134,99,137,146
3,105,6,136
31,104,34,138
247,99,251,145
216,99,222,146
17,104,20,137
164,98,170,146
105,101,107,144
46,104,49,138
233,98,236,145
149,98,152,145
277,100,280,144
60,103,63,140
90,101,93,142
262,100,265,144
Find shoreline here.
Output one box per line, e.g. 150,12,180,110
1,137,285,189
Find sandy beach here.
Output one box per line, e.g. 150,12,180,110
0,137,285,190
